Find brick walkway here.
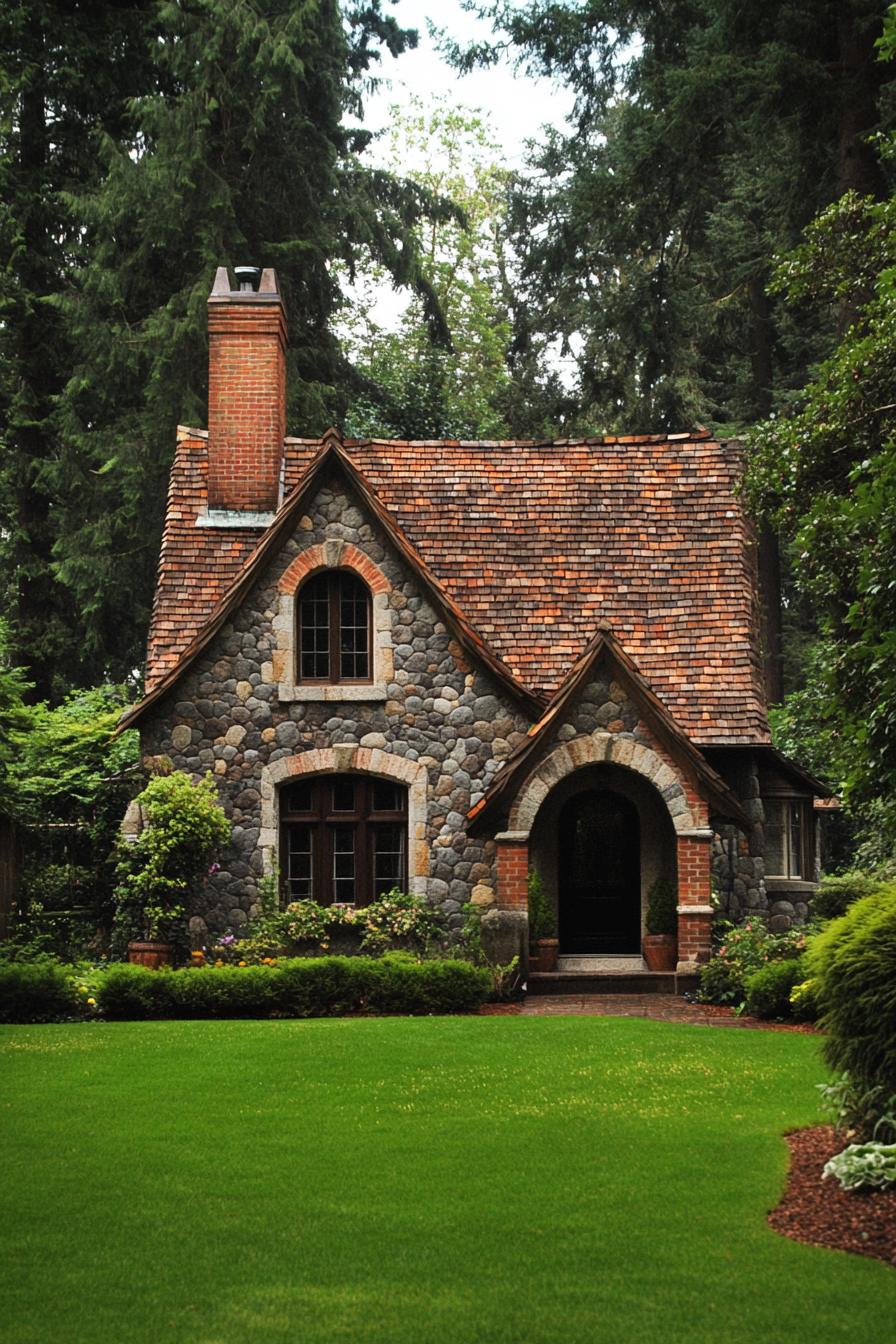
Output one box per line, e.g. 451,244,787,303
481,995,817,1032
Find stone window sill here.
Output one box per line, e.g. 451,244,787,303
278,683,388,703
765,878,816,894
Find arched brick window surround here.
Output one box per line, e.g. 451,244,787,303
260,747,429,895
272,541,393,701
508,733,700,836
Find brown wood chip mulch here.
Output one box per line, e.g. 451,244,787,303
769,1125,896,1268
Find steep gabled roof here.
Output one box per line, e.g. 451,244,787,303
468,623,749,828
121,432,543,731
142,426,769,744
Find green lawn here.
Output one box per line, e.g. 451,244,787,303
2,1017,894,1344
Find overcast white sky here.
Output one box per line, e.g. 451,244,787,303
344,1,574,329
360,0,574,168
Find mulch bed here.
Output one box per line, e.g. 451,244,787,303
769,1125,896,1268
693,1002,819,1033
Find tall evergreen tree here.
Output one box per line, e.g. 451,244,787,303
449,1,894,433
1,1,451,695
0,0,155,700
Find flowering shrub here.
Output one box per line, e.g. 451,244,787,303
210,890,446,963
353,889,446,954
698,918,807,1006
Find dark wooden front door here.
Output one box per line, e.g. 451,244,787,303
558,790,641,953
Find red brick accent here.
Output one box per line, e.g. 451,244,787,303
678,910,713,964
278,543,391,596
676,835,712,904
207,271,287,512
676,833,713,963
496,838,529,910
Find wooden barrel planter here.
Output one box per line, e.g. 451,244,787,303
127,940,175,970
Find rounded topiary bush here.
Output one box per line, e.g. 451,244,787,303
743,957,809,1020
807,882,896,1099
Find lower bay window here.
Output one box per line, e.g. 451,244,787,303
280,775,407,905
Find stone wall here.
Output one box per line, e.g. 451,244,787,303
139,476,531,939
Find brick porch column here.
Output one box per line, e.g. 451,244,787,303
676,828,714,972
495,831,529,910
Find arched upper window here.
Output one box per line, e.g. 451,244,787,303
297,570,371,684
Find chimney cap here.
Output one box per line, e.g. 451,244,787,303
208,266,284,309
234,265,262,292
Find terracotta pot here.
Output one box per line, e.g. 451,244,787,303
642,934,678,972
528,950,542,973
536,937,559,972
127,940,175,970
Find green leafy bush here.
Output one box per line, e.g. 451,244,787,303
527,869,556,942
0,960,82,1023
698,918,807,1006
812,872,885,922
807,882,896,1113
743,957,811,1020
645,876,677,936
94,956,491,1020
114,772,230,942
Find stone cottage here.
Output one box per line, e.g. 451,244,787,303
120,265,827,974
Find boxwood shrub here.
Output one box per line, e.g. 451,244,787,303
0,960,82,1023
94,956,491,1020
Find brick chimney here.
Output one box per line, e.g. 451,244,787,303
206,265,287,513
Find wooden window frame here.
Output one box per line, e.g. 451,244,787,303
297,570,373,685
764,796,813,880
279,775,407,906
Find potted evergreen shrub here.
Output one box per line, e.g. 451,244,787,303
528,869,559,972
642,876,678,971
113,771,230,967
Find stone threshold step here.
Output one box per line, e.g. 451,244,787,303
526,972,700,997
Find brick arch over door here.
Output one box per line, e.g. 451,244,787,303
271,540,394,700
259,747,429,894
508,733,699,836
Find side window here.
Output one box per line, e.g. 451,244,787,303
764,798,812,879
280,775,407,905
297,570,371,683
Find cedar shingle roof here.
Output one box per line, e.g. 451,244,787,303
143,428,769,745
468,624,750,829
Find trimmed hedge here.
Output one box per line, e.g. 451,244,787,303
95,955,491,1020
807,882,896,1099
0,960,82,1023
743,957,810,1021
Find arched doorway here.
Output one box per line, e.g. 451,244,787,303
558,789,641,953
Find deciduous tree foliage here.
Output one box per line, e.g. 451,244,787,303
340,99,514,439
449,0,893,433
1,0,450,697
748,184,896,839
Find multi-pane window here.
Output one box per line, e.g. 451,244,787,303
280,776,407,905
297,571,371,683
764,798,811,879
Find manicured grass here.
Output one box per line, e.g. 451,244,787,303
2,1017,894,1343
